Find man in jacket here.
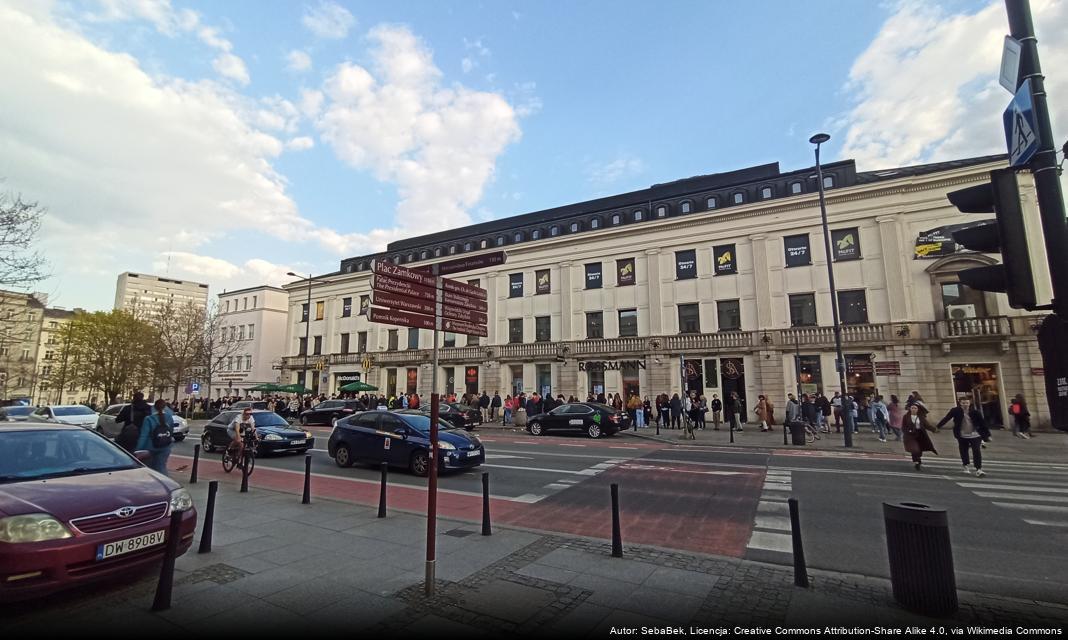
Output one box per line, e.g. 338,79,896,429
785,394,802,424
936,397,991,476
115,392,152,452
490,392,502,421
479,392,491,422
709,394,723,430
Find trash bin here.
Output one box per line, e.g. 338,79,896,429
514,408,528,428
883,502,958,617
789,421,807,445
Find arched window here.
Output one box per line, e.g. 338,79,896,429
590,217,600,229
634,209,643,221
656,205,667,218
532,229,541,240
733,192,745,204
420,250,429,260
550,225,560,236
496,236,505,246
449,245,458,254
570,221,580,232
407,253,415,262
480,239,488,249
761,186,773,199
823,175,835,188
434,247,443,257
680,201,691,214
611,213,621,225
463,242,472,252
514,231,523,243
790,182,802,195
707,197,717,209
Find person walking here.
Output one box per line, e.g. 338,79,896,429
696,395,708,430
755,395,770,432
502,394,513,425
902,403,937,470
887,394,904,441
801,394,819,428
831,392,843,432
710,394,722,430
626,393,641,430
490,392,501,422
642,396,652,429
726,392,742,432
872,395,890,443
1010,394,1031,439
115,391,152,453
669,393,682,430
817,393,832,432
137,399,175,475
936,396,990,477
785,393,802,425
479,392,491,422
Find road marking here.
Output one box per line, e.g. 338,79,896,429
484,455,534,460
974,492,1068,504
755,515,791,531
619,464,746,476
747,530,792,553
544,483,572,491
961,484,1068,494
480,463,597,475
609,446,639,450
760,493,790,502
1023,519,1068,528
758,502,790,515
958,477,1068,488
512,494,546,503
559,443,587,448
992,502,1068,514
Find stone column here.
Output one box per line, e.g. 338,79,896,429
877,215,911,321
559,262,573,341
645,249,663,336
749,235,773,329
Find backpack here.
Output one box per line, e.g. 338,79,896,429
150,412,173,449
116,403,148,452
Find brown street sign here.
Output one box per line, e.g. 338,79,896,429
442,289,488,313
874,361,901,376
372,290,435,316
372,274,437,303
441,317,488,338
371,259,437,288
440,277,487,301
442,305,488,325
412,251,506,276
369,307,436,331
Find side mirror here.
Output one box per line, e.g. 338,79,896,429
133,450,152,463
394,428,408,439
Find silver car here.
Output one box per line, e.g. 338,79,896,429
1,405,35,422
96,403,189,442
26,405,99,429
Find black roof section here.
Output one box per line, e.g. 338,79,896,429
855,154,1005,184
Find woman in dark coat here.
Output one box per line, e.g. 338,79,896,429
902,403,937,470
669,393,682,430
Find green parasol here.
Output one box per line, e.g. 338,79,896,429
339,381,379,393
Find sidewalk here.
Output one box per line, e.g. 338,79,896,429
3,481,1065,636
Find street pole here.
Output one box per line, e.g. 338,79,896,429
426,268,442,596
811,133,854,447
793,330,803,400
305,276,312,396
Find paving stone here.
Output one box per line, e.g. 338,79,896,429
456,579,556,624
517,563,581,584
642,566,721,596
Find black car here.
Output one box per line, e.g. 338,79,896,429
410,402,480,431
526,402,627,438
200,410,314,455
298,399,364,426
328,410,484,476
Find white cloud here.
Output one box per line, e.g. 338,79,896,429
511,81,542,117
463,37,491,58
301,1,355,39
314,25,522,245
153,252,298,291
286,49,312,72
840,0,1068,169
461,57,474,74
213,52,250,85
286,136,315,151
298,88,324,117
586,153,644,186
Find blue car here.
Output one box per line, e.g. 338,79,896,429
327,410,484,476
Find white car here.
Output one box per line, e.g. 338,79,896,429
96,403,189,442
26,405,99,429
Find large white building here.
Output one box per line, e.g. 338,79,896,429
280,154,1053,427
114,272,209,316
215,286,289,397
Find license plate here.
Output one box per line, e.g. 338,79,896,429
96,530,166,561
290,439,306,445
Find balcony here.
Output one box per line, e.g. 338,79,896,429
666,332,752,352
935,316,1012,339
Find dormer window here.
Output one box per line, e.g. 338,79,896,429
707,197,717,209
496,236,505,246
407,253,415,262
656,205,667,218
570,222,580,232
463,242,472,251
680,201,691,214
514,231,523,243
761,186,773,199
733,192,745,204
634,210,643,221
420,250,429,260
611,213,621,225
434,247,443,257
790,182,802,195
590,217,600,229
449,245,457,254
532,229,541,240
550,225,560,236
823,175,835,188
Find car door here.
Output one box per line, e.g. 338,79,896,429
536,405,567,432
99,404,123,437
210,412,236,447
564,405,594,433
345,412,381,462
377,413,414,466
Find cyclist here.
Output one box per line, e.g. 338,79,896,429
227,407,257,459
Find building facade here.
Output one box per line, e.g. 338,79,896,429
114,272,209,316
215,286,289,397
281,155,1051,427
34,306,87,405
0,290,47,401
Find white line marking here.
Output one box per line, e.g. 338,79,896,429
992,502,1068,514
481,463,597,476
512,494,546,503
962,484,1068,494
1023,519,1068,527
957,477,1068,488
755,515,791,531
974,492,1068,503
762,485,792,492
544,483,571,491
760,493,790,502
609,446,639,450
559,444,587,447
758,502,790,515
747,531,792,553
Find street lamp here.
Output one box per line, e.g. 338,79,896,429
810,133,854,447
287,271,330,397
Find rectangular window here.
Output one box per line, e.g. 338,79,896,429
586,312,604,339
712,244,737,275
248,324,255,339
618,309,638,337
226,357,233,371
535,316,551,342
298,337,307,355
784,234,811,267
387,330,398,351
407,328,419,350
359,296,370,316
509,273,524,298
789,293,818,327
340,333,350,354
252,295,257,308
342,297,352,317
717,299,741,331
617,258,635,286
313,336,322,355
243,297,248,310
443,332,456,348
245,355,252,370
837,290,869,325
831,227,861,261
238,325,245,340
357,331,368,352
678,304,700,333
301,303,309,322
584,263,602,289
315,301,325,320
675,249,697,280
508,319,524,343
535,269,550,295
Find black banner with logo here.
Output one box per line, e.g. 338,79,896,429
617,258,635,286
536,269,550,294
712,244,736,275
676,249,697,280
831,227,861,261
585,263,602,289
784,234,811,267
913,221,987,259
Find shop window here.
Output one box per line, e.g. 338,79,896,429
717,300,741,331
789,293,817,326
678,304,700,334
837,290,869,324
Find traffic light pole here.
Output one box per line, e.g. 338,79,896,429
1007,0,1068,317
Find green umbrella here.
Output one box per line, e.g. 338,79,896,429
339,381,379,393
249,383,280,392
277,383,310,394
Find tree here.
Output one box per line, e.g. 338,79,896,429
154,300,207,401
197,301,244,400
0,187,49,401
59,310,157,405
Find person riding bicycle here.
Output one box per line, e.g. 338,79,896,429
227,407,257,459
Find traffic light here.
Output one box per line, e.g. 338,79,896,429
948,168,1038,310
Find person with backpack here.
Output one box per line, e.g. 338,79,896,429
1010,394,1031,439
115,392,151,453
137,399,175,475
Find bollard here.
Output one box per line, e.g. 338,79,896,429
788,498,809,588
729,418,735,444
151,510,183,611
198,480,218,554
884,502,957,616
783,424,789,446
190,444,200,484
378,462,388,518
481,472,492,536
301,454,312,505
610,483,623,558
240,455,249,493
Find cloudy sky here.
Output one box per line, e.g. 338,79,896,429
1,0,1065,311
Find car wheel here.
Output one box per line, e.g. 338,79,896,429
174,434,185,442
300,415,308,426
410,450,430,477
587,423,602,439
335,444,353,468
529,422,544,436
201,432,215,453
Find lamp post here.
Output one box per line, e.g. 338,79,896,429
810,133,853,447
287,272,329,397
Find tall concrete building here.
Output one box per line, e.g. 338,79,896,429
114,272,209,316
35,306,85,405
215,286,289,397
0,290,47,401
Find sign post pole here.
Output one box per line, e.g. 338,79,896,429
425,272,441,597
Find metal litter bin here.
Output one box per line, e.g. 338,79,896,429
883,502,958,617
514,407,527,428
789,421,807,445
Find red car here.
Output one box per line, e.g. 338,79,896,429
0,424,197,602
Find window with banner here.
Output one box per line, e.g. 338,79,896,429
536,364,552,398
386,368,397,397
585,263,602,289
675,249,697,280
406,368,418,394
617,258,635,286
587,368,604,398
831,227,861,261
797,355,823,395
535,269,550,294
510,365,524,396
684,359,704,396
845,354,875,397
784,234,811,267
465,366,479,395
359,296,370,316
622,362,640,399
509,273,524,297
342,297,352,317
712,244,737,276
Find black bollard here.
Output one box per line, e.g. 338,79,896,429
788,498,809,588
190,444,200,484
198,480,218,554
377,462,388,518
610,483,623,558
655,417,660,436
239,456,249,493
302,454,311,505
729,418,735,444
481,472,491,536
151,510,183,611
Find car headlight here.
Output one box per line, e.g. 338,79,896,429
263,434,283,441
0,514,73,543
436,441,456,450
170,488,194,513
469,436,482,447
304,431,312,438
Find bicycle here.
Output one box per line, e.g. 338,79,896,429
803,421,821,444
222,429,258,476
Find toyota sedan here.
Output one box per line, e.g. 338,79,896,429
0,424,197,602
26,405,99,429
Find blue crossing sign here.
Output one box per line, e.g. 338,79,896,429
1003,78,1041,167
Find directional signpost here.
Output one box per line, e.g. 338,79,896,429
367,251,503,597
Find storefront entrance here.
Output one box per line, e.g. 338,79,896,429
465,366,479,395
720,358,747,417
951,363,1003,427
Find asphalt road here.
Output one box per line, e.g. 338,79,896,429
170,422,1068,604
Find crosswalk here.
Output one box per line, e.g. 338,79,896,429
924,458,1068,530
745,469,794,558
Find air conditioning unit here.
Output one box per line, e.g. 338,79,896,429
946,304,977,320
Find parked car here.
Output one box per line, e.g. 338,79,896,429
228,400,270,411
526,402,627,438
0,424,197,602
298,399,365,426
328,410,484,476
25,405,99,429
95,404,189,442
410,402,480,431
1,406,35,422
200,410,313,455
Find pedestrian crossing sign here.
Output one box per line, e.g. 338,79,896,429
1003,78,1041,168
